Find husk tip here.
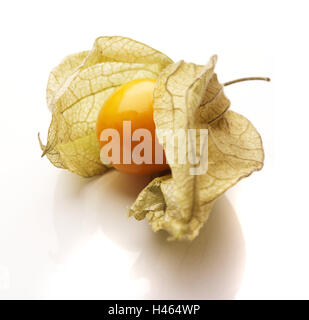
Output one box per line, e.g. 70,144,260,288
38,132,47,157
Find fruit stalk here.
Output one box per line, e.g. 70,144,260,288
223,77,270,86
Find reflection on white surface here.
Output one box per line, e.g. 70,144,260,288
132,199,246,300
45,232,149,299
43,170,245,299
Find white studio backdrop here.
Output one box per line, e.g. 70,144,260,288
0,0,308,299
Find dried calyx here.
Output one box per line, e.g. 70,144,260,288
40,36,270,240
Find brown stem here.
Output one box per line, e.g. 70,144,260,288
223,77,271,87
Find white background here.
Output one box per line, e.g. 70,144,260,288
0,0,308,299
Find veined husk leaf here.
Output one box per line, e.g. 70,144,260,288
46,51,89,111
55,132,105,177
198,73,230,124
129,174,216,240
129,57,264,240
40,36,173,177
